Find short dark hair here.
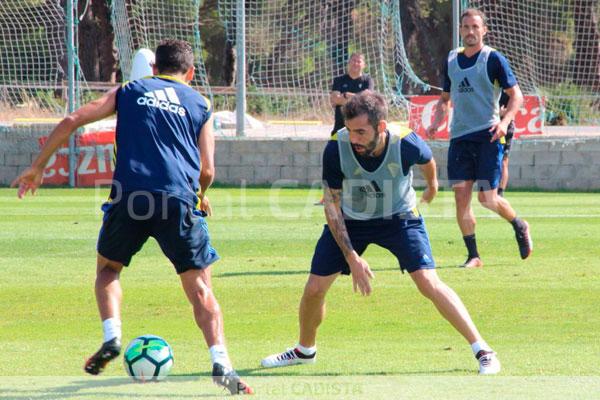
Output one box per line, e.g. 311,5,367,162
155,39,194,74
348,52,365,62
342,90,387,130
460,8,487,26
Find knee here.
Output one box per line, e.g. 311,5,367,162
478,191,497,209
415,276,442,300
303,280,328,299
96,265,121,283
454,192,470,210
190,283,217,309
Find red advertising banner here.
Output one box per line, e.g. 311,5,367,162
409,95,544,140
39,130,116,186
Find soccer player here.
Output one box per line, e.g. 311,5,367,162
12,39,252,395
498,92,515,197
261,90,501,375
329,53,374,135
426,8,532,268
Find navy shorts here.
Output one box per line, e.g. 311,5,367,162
97,192,219,274
310,214,435,275
448,135,503,190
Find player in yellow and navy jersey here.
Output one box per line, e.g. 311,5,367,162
426,8,532,269
12,39,252,395
261,90,501,375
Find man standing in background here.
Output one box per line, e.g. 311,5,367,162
426,8,532,268
329,53,374,135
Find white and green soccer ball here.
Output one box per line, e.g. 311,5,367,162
123,335,174,382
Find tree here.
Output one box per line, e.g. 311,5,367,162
572,0,600,91
77,0,117,83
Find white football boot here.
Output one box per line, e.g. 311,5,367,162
261,347,316,368
476,350,501,375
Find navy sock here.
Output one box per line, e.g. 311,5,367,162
463,234,479,259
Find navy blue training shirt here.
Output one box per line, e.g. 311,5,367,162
111,75,212,206
322,131,433,189
331,74,374,133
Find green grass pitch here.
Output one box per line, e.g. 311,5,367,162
1,187,599,399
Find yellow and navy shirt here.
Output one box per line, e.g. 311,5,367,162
111,75,211,206
323,130,432,190
442,48,517,142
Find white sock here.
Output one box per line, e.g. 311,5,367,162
296,343,316,356
471,340,492,356
102,317,122,343
209,344,232,370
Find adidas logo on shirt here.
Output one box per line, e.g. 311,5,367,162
137,88,186,116
457,77,474,93
359,180,385,198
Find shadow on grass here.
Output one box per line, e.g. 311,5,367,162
215,269,308,278
214,263,517,277
435,262,514,270
2,367,474,399
2,377,220,399
172,367,472,377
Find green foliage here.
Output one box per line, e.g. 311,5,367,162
541,82,600,125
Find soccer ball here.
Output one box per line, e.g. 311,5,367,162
123,335,174,382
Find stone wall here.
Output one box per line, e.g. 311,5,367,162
2,125,600,190
0,124,55,186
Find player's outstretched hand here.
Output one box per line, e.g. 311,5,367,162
347,252,375,296
11,166,43,199
199,194,212,217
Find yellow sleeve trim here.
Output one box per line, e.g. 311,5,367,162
202,95,212,112
388,124,413,139
398,126,413,139
156,74,190,86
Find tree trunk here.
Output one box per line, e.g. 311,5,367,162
325,0,355,78
77,0,117,83
400,0,451,89
572,0,600,91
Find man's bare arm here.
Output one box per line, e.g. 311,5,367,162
197,114,216,216
426,92,451,139
490,85,523,142
322,183,374,295
329,91,347,108
322,185,354,256
419,158,439,204
501,85,524,126
12,87,118,198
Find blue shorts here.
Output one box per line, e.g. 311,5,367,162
97,192,219,274
448,132,503,190
310,214,435,275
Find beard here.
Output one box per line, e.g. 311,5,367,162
352,133,380,157
464,35,479,46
